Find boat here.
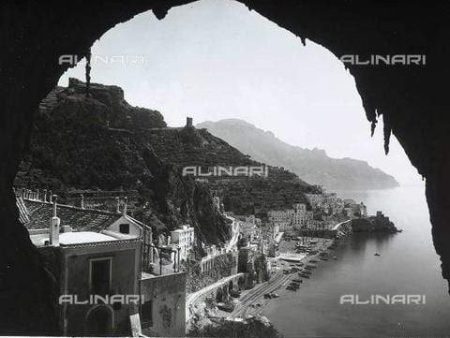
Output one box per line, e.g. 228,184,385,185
288,283,300,290
264,292,280,298
230,289,241,298
305,264,317,270
217,302,235,312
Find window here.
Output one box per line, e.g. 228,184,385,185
141,300,153,327
119,223,130,234
90,258,112,296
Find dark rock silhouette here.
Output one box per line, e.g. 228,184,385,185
1,0,450,334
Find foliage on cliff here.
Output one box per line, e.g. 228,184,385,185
188,316,283,338
185,252,237,293
15,79,230,244
352,214,399,233
139,125,318,216
16,79,317,243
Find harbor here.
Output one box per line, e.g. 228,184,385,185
190,235,339,324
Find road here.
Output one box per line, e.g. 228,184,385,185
230,270,292,318
331,219,351,231
186,273,244,320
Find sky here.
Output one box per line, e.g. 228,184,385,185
58,0,421,185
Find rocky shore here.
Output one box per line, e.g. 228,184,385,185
351,211,400,233
189,315,282,338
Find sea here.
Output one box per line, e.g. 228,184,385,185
263,183,450,337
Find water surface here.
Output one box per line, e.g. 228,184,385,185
264,184,450,337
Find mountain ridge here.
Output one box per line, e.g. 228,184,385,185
197,118,399,190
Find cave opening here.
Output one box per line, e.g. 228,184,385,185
22,0,446,335
2,0,450,336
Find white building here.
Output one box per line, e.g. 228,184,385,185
170,225,195,261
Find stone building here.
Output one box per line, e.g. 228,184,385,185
139,271,186,337
268,203,310,231
17,189,187,337
267,208,294,231
17,188,155,271
24,196,142,336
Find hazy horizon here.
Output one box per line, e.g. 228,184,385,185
59,0,421,185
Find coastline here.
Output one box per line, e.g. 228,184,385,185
188,214,401,336
188,235,343,334
230,236,339,319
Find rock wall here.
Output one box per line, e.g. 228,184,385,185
351,215,399,233
139,125,316,216
16,80,231,245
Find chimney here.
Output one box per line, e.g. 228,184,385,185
49,191,53,203
43,189,47,203
49,195,60,246
80,194,85,209
116,197,120,214
122,197,128,216
148,228,154,263
186,117,193,128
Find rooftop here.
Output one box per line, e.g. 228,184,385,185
21,199,121,231
172,225,194,232
30,231,119,247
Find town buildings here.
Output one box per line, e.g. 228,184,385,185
170,225,195,262
16,188,186,337
267,203,311,231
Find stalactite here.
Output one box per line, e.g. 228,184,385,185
371,119,377,137
300,36,306,46
85,48,91,97
383,113,392,155
364,104,378,137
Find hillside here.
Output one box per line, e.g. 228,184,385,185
15,79,317,245
139,125,319,216
16,79,230,245
197,119,399,190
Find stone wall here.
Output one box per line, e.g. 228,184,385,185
140,272,186,337
186,251,238,293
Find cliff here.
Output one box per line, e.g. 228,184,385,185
16,79,231,245
15,79,315,243
198,119,399,190
138,126,319,216
351,212,399,233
